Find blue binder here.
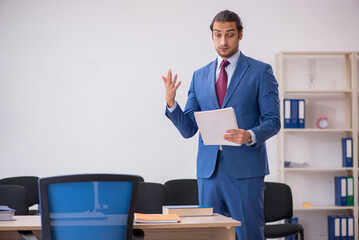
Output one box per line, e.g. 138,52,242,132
342,138,353,167
341,216,347,240
290,99,298,128
284,99,292,128
334,177,347,206
347,216,354,240
284,99,298,128
297,99,305,128
285,217,298,240
328,215,341,240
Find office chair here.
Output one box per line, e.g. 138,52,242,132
0,185,29,215
164,179,199,205
264,182,304,240
135,182,168,213
21,174,144,240
0,176,39,214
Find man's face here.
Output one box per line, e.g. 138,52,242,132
212,21,242,59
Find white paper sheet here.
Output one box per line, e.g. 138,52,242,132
194,107,241,146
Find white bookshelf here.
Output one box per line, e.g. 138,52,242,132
275,52,358,240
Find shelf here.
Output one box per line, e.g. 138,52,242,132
294,206,355,211
276,51,352,56
283,168,353,172
283,128,352,133
276,51,358,239
283,90,352,94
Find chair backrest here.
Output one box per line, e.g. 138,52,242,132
164,179,199,205
0,185,29,215
39,174,141,240
264,182,293,222
0,176,39,207
135,182,168,214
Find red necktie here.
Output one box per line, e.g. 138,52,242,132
216,60,230,108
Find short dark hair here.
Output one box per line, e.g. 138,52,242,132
210,10,243,33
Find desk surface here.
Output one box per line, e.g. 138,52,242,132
0,214,241,231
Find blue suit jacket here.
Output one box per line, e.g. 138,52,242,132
166,52,280,179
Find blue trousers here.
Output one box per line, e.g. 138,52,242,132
197,151,265,240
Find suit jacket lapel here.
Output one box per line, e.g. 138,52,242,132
222,52,249,108
206,59,220,109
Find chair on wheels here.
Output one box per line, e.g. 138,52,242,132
0,176,39,214
20,174,144,240
164,179,199,205
135,182,168,214
264,182,304,240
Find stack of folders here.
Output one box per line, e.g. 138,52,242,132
284,99,305,128
162,205,213,217
328,215,354,240
342,138,353,167
334,176,354,206
134,213,181,223
284,217,298,240
0,206,15,221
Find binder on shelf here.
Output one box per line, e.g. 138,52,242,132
285,217,298,240
347,216,354,240
328,215,341,240
284,99,292,128
346,176,354,206
341,138,353,167
284,99,299,128
290,99,298,128
298,99,305,128
334,177,347,206
341,216,347,240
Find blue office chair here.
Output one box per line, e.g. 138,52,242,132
20,174,144,240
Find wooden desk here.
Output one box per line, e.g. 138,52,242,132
0,216,41,240
0,214,241,240
134,214,241,240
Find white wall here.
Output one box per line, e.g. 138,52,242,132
0,0,358,183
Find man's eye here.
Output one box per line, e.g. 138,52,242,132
215,34,221,38
227,34,234,38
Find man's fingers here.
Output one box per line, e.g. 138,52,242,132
173,74,178,85
174,81,182,90
226,129,240,134
168,69,172,82
162,76,167,84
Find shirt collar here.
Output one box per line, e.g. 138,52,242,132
217,50,240,70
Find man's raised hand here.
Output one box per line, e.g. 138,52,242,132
162,69,181,108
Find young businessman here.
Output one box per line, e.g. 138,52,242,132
162,10,280,240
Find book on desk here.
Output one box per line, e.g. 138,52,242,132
162,205,213,217
0,206,15,221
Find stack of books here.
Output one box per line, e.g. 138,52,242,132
0,206,15,221
162,205,213,217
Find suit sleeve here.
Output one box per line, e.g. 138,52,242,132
165,74,201,139
250,64,281,146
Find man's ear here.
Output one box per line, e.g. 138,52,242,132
239,30,243,40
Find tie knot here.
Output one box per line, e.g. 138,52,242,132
220,60,230,69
